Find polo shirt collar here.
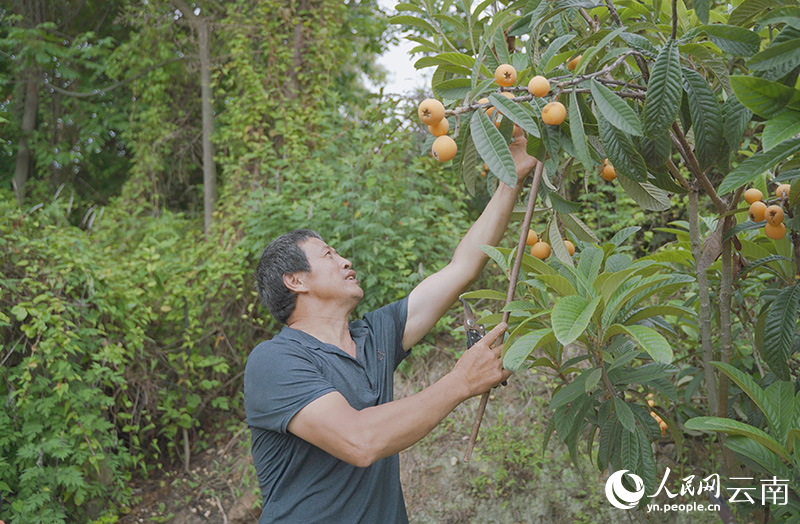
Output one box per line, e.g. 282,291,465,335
278,322,370,356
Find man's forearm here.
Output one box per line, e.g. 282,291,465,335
355,371,470,465
450,179,524,281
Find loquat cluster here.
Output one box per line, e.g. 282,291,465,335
745,184,791,240
526,229,574,259
647,393,668,436
418,98,458,162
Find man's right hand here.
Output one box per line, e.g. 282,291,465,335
451,322,512,398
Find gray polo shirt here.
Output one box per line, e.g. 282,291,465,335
245,297,410,523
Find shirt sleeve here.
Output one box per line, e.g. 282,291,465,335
244,342,337,434
362,295,410,369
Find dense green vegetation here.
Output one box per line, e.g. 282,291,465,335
2,0,800,522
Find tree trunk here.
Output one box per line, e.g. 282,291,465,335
198,21,216,238
688,188,719,416
171,0,217,237
13,73,40,206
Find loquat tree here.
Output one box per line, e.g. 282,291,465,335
394,0,800,518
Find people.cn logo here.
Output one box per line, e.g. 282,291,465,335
605,470,646,509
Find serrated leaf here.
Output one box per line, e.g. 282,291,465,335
729,0,782,27
459,131,479,196
569,91,594,169
391,15,438,36
756,6,800,31
748,38,800,75
460,288,508,301
617,175,671,211
763,283,800,380
765,380,795,445
685,417,789,460
725,435,794,479
711,361,771,423
703,24,761,56
470,109,517,188
488,94,541,138
644,41,682,139
503,329,555,371
731,75,800,119
719,137,800,193
433,78,473,100
478,244,510,273
536,274,579,296
722,95,754,149
562,212,600,243
552,295,601,345
762,111,800,151
590,80,643,136
604,324,673,363
598,113,648,182
614,398,637,433
680,68,723,170
695,0,710,23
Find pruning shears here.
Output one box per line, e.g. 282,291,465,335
461,297,485,349
460,298,506,386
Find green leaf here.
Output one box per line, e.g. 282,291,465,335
685,417,789,460
695,0,710,23
729,0,782,27
765,380,796,445
577,245,604,283
549,219,575,267
478,244,510,273
617,175,672,212
584,368,603,392
562,212,600,243
470,109,517,188
590,80,643,136
710,361,771,423
536,274,579,296
763,111,800,151
460,289,508,301
722,95,754,149
552,295,601,345
756,6,800,31
539,34,576,73
703,24,761,56
391,15,439,36
503,328,555,371
550,369,593,410
604,324,673,363
620,424,641,470
748,38,800,75
488,94,541,138
625,304,695,324
614,398,637,433
725,436,794,479
682,68,723,170
719,137,800,193
598,113,648,182
569,91,594,169
644,41,682,139
433,78,473,100
763,283,800,380
731,75,800,119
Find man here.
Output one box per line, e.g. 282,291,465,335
245,128,537,523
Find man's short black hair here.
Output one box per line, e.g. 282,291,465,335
255,229,322,324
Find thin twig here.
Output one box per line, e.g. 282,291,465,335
464,159,545,462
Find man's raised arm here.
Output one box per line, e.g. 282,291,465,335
401,128,538,350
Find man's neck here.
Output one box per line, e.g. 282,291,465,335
288,312,356,357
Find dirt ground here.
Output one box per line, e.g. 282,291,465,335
119,345,725,524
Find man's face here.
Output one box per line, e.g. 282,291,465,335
297,237,364,305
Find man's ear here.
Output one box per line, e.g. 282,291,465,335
283,272,308,293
